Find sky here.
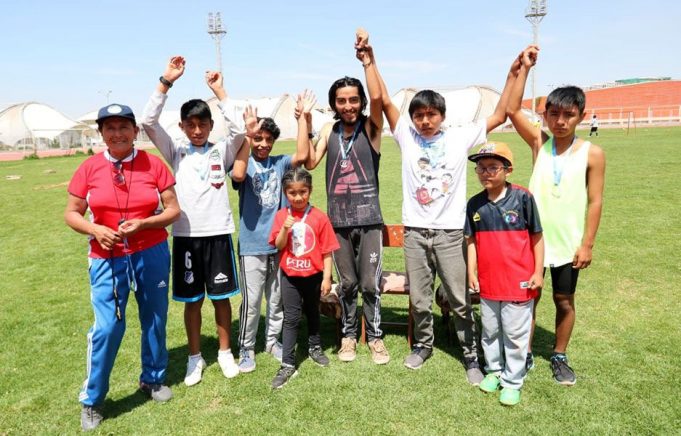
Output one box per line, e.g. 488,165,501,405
1,0,679,119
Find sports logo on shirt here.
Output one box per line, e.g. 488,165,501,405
208,149,225,189
503,210,519,225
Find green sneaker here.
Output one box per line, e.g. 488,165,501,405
499,387,521,406
479,374,500,393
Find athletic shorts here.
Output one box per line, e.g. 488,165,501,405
172,235,239,302
544,263,580,295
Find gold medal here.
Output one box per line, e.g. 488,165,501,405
552,184,561,198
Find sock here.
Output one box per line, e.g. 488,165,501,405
552,352,567,360
188,353,202,362
218,349,232,357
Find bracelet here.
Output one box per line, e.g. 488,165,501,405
159,76,173,88
362,61,372,68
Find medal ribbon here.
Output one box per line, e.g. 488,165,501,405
287,204,312,223
551,136,577,187
189,143,210,180
337,121,363,160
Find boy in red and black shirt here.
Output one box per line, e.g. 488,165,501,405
464,142,544,406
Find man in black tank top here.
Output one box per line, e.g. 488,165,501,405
306,29,389,365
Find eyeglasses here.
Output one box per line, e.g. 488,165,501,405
112,160,125,186
474,165,507,175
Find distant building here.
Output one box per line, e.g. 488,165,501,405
523,79,681,126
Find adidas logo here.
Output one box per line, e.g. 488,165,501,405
157,280,167,288
214,272,229,284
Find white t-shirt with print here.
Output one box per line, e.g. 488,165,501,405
141,91,245,237
392,116,486,229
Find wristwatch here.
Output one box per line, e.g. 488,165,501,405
159,76,173,88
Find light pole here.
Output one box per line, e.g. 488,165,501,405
98,90,112,104
525,0,547,122
207,12,227,73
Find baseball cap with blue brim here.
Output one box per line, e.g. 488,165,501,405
96,103,136,124
468,141,513,167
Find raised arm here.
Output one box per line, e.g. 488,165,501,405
230,105,262,183
360,40,400,133
206,70,227,101
506,46,547,161
206,70,246,166
573,145,606,269
355,28,383,151
140,55,186,163
292,90,315,167
305,122,333,170
486,50,522,134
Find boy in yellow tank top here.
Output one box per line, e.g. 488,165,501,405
506,46,606,386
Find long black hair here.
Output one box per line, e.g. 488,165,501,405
328,76,368,120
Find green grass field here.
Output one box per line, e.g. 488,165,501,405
1,126,680,434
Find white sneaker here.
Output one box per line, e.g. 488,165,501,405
184,356,206,386
218,351,239,379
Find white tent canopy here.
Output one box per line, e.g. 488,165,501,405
206,95,335,141
0,102,95,150
153,95,335,144
390,86,507,130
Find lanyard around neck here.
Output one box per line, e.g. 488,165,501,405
288,204,312,223
337,121,362,160
551,136,577,186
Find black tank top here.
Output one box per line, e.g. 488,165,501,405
325,119,383,228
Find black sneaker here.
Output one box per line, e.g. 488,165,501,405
403,345,433,370
308,346,330,367
526,352,535,371
272,365,298,389
464,357,484,385
138,382,173,402
81,405,103,431
550,354,576,386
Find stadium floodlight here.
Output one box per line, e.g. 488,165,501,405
207,12,227,73
98,90,112,104
525,0,547,122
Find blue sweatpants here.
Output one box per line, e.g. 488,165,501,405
79,241,170,406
